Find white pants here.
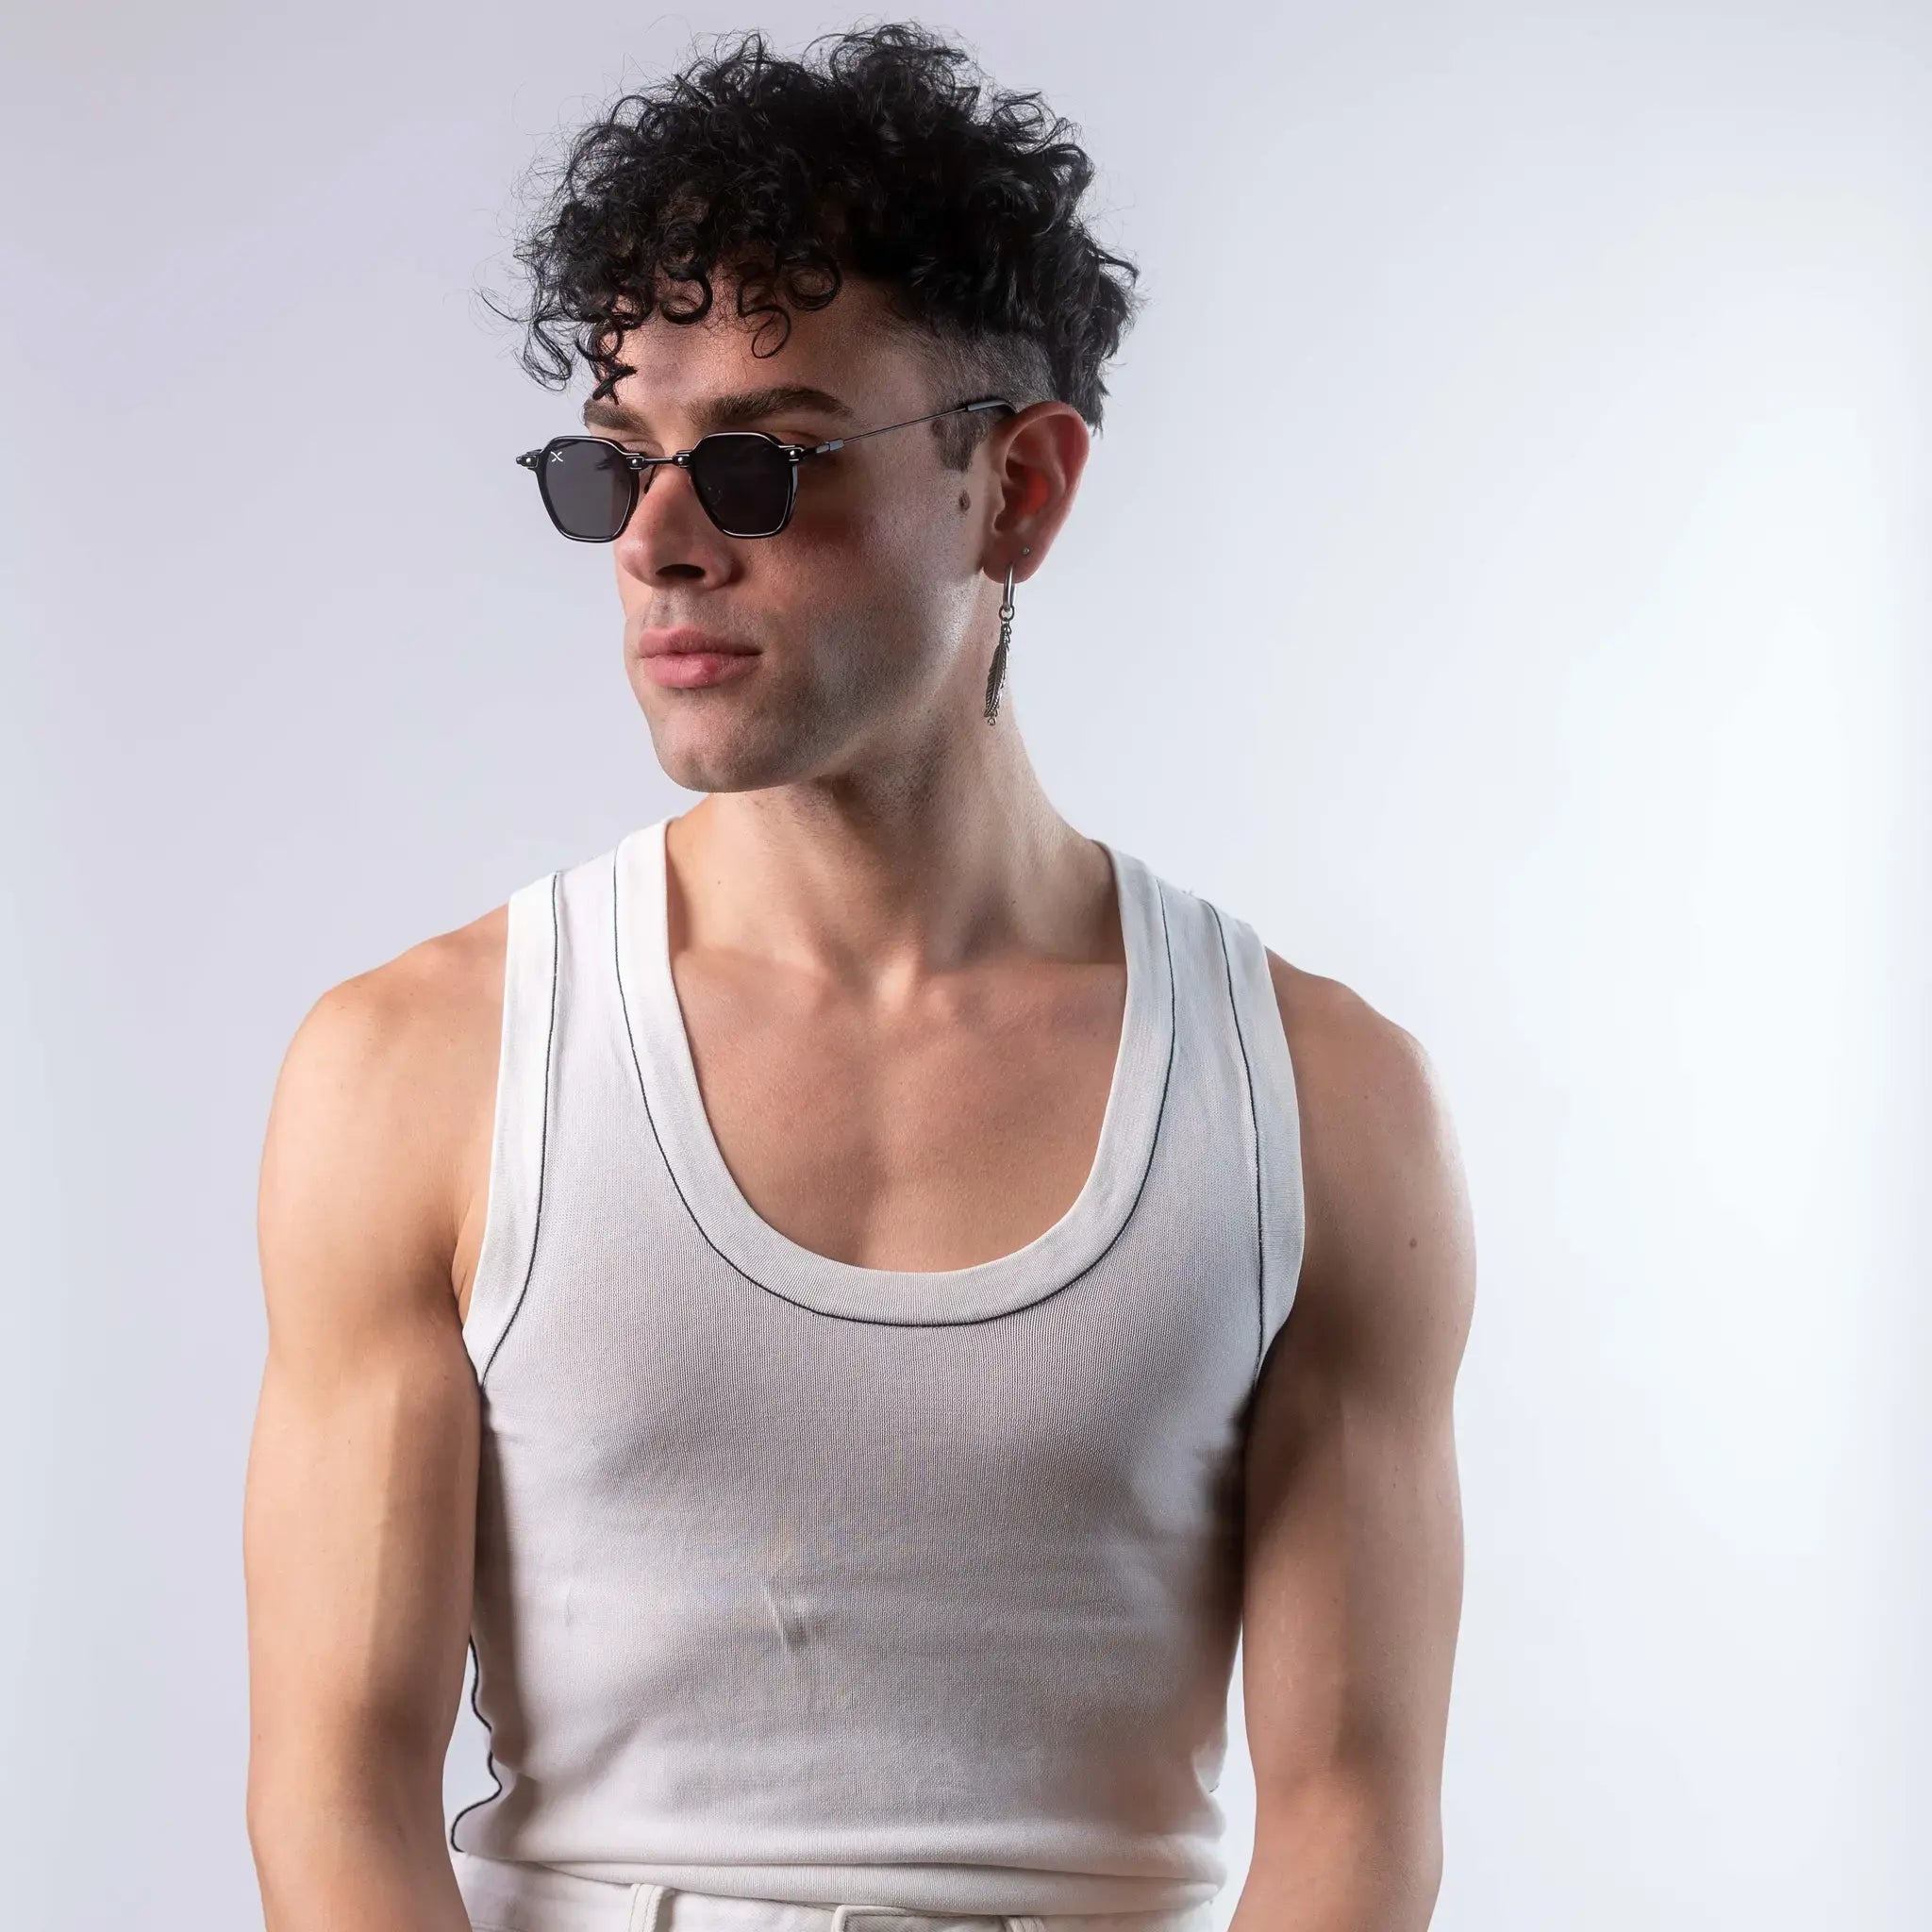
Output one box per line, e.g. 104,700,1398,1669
450,1851,1216,1932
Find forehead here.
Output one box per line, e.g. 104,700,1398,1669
600,274,929,425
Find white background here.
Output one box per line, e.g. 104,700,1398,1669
3,3,1925,1926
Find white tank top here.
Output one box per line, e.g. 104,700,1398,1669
450,815,1305,1919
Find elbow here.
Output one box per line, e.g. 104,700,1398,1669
1248,1769,1443,1932
244,1734,445,1863
245,1753,458,1932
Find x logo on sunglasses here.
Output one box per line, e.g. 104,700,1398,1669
516,395,1016,542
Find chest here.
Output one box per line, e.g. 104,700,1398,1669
672,949,1130,1273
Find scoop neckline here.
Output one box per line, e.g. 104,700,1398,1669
611,814,1174,1324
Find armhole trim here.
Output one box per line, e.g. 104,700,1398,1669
459,870,559,1389
1214,908,1307,1391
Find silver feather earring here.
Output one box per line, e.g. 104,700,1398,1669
984,547,1029,725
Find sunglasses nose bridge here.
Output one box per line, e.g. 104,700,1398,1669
623,447,704,527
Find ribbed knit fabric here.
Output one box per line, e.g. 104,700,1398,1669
449,816,1305,1919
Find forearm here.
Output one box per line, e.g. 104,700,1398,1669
1229,1776,1442,1932
248,1770,470,1932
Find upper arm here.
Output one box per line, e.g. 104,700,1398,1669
242,938,496,1824
1240,956,1476,1868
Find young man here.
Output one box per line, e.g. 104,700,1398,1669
243,23,1474,1932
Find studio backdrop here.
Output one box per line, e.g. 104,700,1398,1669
2,4,1924,1928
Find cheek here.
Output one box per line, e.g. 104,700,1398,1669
778,470,976,647
792,491,935,602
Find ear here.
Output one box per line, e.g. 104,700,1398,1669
982,401,1090,586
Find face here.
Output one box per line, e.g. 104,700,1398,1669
584,275,1077,794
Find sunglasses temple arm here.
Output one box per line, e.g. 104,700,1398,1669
808,398,1012,457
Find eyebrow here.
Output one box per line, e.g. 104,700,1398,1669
579,384,859,438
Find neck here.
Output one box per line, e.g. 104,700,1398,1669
662,768,1114,997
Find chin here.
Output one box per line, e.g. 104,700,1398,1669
635,670,864,793
645,721,814,796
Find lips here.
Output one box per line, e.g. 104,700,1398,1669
640,625,759,658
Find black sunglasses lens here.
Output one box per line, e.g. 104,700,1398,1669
540,439,634,540
689,435,793,535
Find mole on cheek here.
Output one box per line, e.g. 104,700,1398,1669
958,491,972,512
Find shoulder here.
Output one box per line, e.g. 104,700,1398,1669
278,903,508,1118
1261,947,1441,1149
1260,946,1475,1381
259,903,510,1315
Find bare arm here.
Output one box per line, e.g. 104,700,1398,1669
1230,961,1476,1932
243,932,498,1932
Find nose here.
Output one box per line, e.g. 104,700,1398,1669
616,457,734,584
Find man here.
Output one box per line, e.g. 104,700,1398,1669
243,22,1474,1932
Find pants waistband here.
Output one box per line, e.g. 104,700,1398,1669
451,1852,1211,1932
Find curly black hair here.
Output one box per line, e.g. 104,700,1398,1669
481,21,1144,470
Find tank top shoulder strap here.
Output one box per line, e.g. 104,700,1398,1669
460,868,560,1388
1206,902,1307,1387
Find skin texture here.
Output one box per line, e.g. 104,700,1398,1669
242,271,1474,1931
1232,958,1474,1932
245,915,501,1932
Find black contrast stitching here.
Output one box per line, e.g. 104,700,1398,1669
478,870,560,1391
449,869,559,1851
446,1630,501,1853
1210,905,1266,1386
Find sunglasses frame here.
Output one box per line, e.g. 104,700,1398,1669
516,395,1017,542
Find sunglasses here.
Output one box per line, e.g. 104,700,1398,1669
515,395,1016,542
